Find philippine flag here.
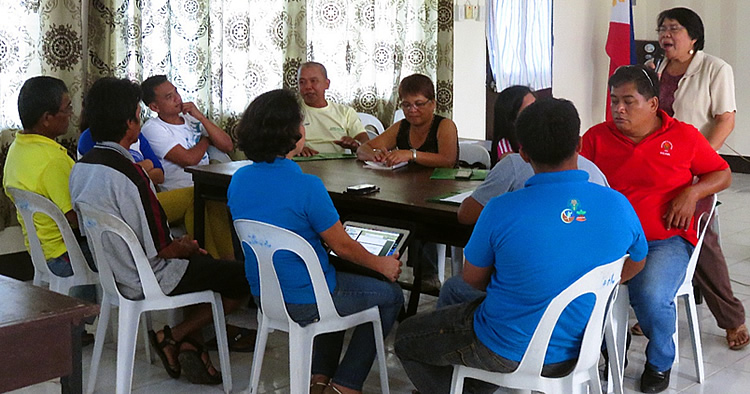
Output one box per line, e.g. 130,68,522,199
605,0,636,120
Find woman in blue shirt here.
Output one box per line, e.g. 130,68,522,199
227,89,404,394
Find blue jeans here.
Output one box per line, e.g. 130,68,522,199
628,236,693,372
437,275,486,308
284,271,404,391
46,238,98,305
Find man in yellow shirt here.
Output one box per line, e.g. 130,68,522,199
296,62,369,156
3,77,97,320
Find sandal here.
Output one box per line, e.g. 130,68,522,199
178,337,223,385
148,326,180,379
727,324,750,350
310,381,328,394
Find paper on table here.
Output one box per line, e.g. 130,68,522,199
440,190,473,204
364,161,408,170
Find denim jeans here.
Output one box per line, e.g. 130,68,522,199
437,275,486,308
395,298,518,394
628,236,693,372
282,271,404,391
46,238,98,305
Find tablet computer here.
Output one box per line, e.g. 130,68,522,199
330,221,410,258
329,221,411,281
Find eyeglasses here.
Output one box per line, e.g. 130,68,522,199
58,102,74,116
656,25,686,35
399,100,431,111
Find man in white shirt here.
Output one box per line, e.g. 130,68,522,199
297,62,369,157
140,75,233,191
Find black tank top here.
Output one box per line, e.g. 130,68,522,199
396,115,459,166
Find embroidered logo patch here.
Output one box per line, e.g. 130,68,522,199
660,140,673,156
561,199,587,224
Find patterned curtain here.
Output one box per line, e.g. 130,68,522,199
2,0,452,137
306,0,453,124
0,0,85,145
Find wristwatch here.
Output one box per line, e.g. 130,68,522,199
410,148,417,163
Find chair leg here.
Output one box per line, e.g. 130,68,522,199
87,298,111,394
142,312,153,364
685,293,705,382
248,312,269,394
606,286,629,394
115,306,141,394
449,366,465,394
450,246,464,278
371,319,390,394
289,329,314,394
210,295,232,393
436,244,446,283
672,296,687,364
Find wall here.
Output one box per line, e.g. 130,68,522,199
452,1,488,140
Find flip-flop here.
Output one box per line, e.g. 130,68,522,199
148,326,180,379
727,324,750,350
178,338,222,385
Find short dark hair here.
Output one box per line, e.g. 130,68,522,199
141,75,169,106
17,76,68,130
398,74,435,101
85,77,142,143
298,62,328,79
608,65,660,99
491,85,534,165
658,7,704,51
516,98,580,167
236,89,302,163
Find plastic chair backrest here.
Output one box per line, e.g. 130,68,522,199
458,142,491,169
517,255,627,376
6,187,93,291
393,109,405,123
233,219,340,324
684,194,717,283
357,113,385,140
76,202,166,301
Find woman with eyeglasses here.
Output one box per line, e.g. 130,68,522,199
356,74,458,168
647,7,746,351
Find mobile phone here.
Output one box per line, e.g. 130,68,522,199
455,169,473,179
345,184,380,195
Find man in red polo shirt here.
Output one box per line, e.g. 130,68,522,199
581,65,731,394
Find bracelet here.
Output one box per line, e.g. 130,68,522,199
411,148,417,162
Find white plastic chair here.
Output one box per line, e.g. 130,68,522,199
234,219,390,394
607,194,717,392
393,109,405,123
458,142,491,169
78,202,232,394
6,187,98,295
357,112,385,140
450,255,628,394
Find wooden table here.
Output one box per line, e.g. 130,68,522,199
186,159,482,314
0,275,99,393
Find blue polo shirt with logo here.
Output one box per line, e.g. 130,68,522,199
227,158,339,304
465,169,647,364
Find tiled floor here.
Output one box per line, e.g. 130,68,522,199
11,173,750,393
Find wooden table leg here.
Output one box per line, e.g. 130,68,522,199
61,322,84,394
406,242,423,317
